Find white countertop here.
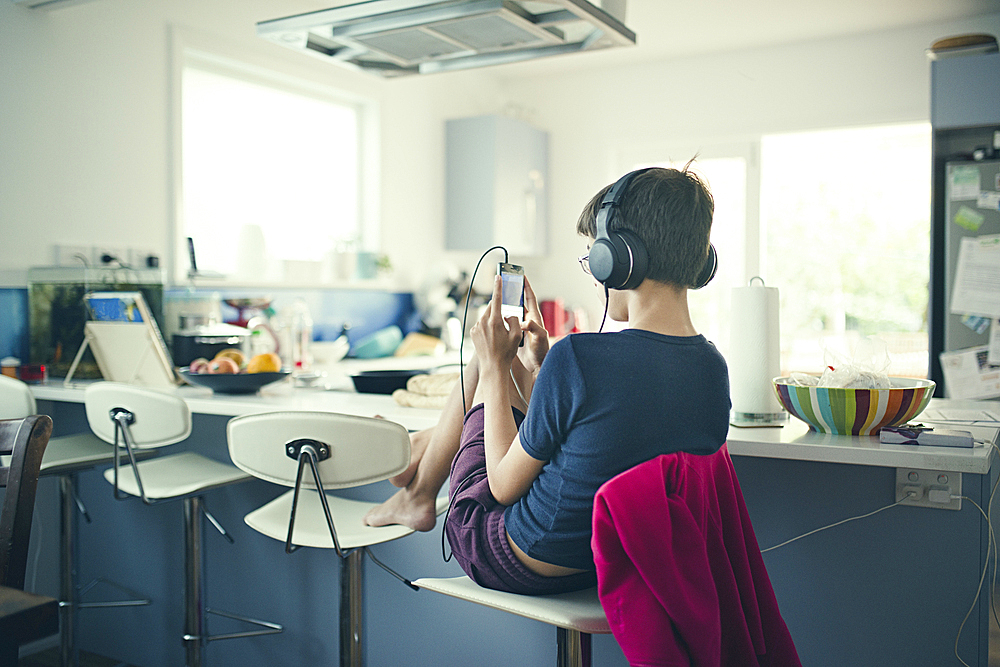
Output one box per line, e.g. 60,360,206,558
32,370,999,474
725,399,999,474
33,355,460,433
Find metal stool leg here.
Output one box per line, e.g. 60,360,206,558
183,496,205,667
557,628,591,667
340,550,363,667
59,474,78,667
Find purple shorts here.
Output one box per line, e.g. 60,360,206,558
444,403,597,596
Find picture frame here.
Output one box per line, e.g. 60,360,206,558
64,291,178,389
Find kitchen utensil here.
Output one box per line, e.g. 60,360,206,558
179,368,291,394
350,369,429,394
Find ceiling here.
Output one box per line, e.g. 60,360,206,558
268,0,1000,76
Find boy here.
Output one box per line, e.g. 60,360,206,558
366,166,730,594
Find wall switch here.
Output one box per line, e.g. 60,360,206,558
895,468,961,510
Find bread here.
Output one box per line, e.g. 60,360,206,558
392,389,449,409
406,372,459,396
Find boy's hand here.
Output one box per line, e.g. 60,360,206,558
517,277,549,376
471,275,523,375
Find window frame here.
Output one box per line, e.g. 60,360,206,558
617,123,931,377
169,28,380,287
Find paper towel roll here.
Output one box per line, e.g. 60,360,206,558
729,278,785,424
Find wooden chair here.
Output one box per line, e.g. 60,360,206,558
227,410,449,667
0,415,52,589
1,415,56,666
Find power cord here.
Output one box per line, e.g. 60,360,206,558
760,496,911,553
442,245,508,564
953,440,1000,667
459,245,508,414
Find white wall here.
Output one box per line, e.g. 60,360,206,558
2,0,999,326
0,0,503,287
495,12,1000,323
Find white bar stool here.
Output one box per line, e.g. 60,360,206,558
0,375,153,667
411,577,609,667
226,410,448,667
84,382,281,667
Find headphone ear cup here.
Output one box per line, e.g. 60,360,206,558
692,243,718,289
614,229,648,290
587,237,616,286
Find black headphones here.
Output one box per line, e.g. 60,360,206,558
588,168,718,291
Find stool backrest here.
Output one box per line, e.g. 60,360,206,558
84,382,191,449
0,415,52,589
227,411,409,489
0,375,36,420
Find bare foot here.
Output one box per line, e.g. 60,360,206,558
389,428,432,488
363,486,438,532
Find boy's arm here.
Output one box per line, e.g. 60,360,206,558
472,275,547,506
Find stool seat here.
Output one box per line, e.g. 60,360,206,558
103,452,250,501
247,490,449,550
412,576,609,636
39,433,117,475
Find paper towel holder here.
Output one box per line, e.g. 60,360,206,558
729,276,789,428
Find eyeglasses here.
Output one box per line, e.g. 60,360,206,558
577,253,592,276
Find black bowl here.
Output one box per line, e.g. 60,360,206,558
179,368,291,394
350,369,429,395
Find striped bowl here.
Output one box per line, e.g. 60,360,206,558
772,376,935,436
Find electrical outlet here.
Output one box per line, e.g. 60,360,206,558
93,246,128,266
128,248,160,269
53,244,92,267
895,468,962,511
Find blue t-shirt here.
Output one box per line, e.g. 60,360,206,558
504,330,730,570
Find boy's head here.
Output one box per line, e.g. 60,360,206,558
576,164,715,289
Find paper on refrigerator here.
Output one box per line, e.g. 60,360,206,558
939,345,1000,400
950,234,1000,318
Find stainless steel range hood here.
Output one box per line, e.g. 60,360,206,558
257,0,635,77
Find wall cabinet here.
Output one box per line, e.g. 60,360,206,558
445,115,548,256
931,52,1000,129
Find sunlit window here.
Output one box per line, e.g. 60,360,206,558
178,54,374,284
762,124,931,377
635,123,931,378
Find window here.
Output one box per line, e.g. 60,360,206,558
176,49,377,285
629,123,931,378
761,124,931,378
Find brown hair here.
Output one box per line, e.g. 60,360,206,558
576,163,714,288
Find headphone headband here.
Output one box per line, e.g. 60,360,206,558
589,167,717,291
595,168,654,241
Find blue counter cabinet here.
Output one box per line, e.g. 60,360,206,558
30,401,630,666
732,454,996,667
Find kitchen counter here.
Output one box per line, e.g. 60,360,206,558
24,377,1000,667
33,378,998,474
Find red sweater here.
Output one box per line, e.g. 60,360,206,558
592,445,801,666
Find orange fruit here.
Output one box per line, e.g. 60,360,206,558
247,352,282,374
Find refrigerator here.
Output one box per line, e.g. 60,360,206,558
931,158,1000,400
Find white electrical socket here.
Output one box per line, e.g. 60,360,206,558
895,468,961,511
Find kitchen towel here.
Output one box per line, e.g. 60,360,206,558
729,278,785,425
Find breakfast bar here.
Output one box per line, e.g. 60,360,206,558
24,381,1000,667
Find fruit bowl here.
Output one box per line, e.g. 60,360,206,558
772,376,935,436
179,368,291,394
